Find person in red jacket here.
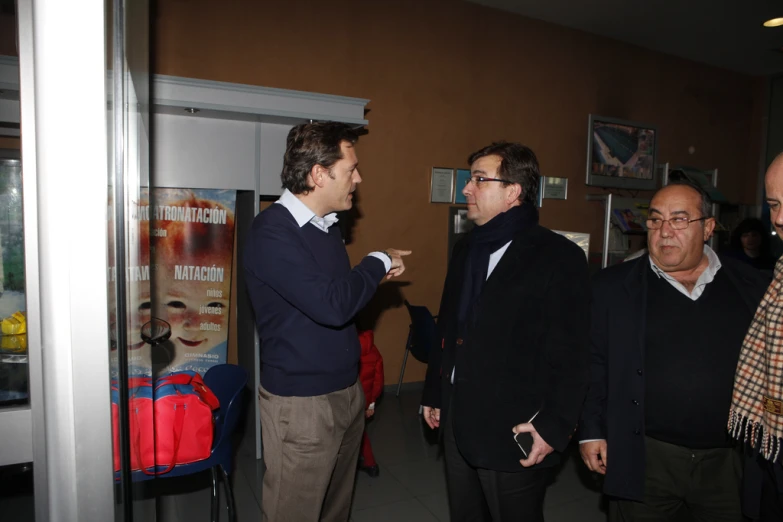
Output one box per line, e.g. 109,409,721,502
358,330,384,477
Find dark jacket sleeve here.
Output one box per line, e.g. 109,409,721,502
532,243,592,452
246,219,386,327
720,255,772,309
421,239,465,409
578,274,609,441
421,287,446,408
421,342,442,408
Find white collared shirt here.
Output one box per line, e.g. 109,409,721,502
488,241,513,276
276,189,339,233
648,245,721,301
275,189,391,271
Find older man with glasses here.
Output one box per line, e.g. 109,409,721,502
579,179,769,521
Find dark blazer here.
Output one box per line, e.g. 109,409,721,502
422,224,591,472
578,254,769,501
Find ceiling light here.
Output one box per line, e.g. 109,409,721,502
763,17,783,27
184,108,200,114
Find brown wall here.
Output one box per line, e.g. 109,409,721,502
153,0,765,385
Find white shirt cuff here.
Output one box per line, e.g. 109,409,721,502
368,252,391,272
579,439,604,444
368,402,375,410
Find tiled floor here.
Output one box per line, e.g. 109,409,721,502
0,385,609,521
345,386,607,522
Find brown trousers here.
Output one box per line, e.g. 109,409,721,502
258,380,365,522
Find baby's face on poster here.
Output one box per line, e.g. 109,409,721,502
160,274,230,355
107,270,152,377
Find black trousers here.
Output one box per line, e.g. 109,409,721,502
610,437,742,522
443,407,553,522
758,459,783,521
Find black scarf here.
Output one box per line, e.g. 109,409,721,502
458,203,539,324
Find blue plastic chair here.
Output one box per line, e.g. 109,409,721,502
397,300,438,396
115,364,248,522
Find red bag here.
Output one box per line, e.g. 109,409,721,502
111,371,220,474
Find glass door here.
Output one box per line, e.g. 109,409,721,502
0,0,150,520
107,0,152,519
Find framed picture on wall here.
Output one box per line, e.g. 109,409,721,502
430,167,455,203
542,176,568,200
585,115,658,191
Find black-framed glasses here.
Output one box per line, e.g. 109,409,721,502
646,216,708,230
465,176,509,187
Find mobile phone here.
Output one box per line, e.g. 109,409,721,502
514,431,534,458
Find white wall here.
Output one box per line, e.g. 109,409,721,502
258,122,292,196
153,114,295,195
152,112,257,190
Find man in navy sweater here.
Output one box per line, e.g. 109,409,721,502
244,122,410,522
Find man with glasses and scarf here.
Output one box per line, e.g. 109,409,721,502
579,179,768,521
421,142,591,521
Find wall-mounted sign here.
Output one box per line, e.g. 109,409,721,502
430,167,455,204
542,176,568,200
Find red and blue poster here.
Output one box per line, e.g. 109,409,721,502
149,188,237,375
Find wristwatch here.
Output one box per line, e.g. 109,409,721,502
380,250,393,266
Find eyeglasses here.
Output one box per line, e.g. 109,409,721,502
465,176,509,187
646,216,708,230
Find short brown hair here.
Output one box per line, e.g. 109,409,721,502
282,122,359,194
467,141,541,205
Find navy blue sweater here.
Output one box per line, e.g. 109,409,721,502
244,203,387,397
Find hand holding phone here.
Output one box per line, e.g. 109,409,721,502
514,431,534,458
513,411,539,458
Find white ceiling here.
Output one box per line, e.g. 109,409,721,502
465,0,783,76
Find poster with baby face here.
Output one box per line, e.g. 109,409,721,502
146,188,237,376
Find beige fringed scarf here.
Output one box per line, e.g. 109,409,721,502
729,257,783,462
